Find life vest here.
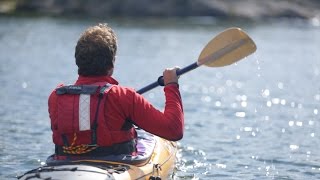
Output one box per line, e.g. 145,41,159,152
50,82,136,155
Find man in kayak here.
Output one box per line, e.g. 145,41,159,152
48,23,184,157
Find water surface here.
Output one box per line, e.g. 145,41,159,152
0,16,319,179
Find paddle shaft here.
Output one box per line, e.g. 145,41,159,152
137,62,199,94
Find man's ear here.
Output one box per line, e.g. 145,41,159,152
107,67,114,76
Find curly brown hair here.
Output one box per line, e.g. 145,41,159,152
75,23,117,76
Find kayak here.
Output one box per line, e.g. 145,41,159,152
17,130,177,180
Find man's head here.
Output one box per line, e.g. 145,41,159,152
75,23,117,76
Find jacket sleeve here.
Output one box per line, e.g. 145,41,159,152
129,84,184,141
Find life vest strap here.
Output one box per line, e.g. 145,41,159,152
56,85,99,95
91,83,113,145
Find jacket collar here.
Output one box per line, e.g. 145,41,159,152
75,75,119,85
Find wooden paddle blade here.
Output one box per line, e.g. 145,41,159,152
198,28,256,67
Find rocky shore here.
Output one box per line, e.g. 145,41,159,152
1,0,320,20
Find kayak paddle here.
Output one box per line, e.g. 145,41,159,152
137,27,257,94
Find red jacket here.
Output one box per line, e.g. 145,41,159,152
48,76,184,148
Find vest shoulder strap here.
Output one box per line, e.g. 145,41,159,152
98,83,113,96
56,85,100,95
91,83,113,145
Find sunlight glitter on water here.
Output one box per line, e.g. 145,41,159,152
261,89,270,98
235,82,243,89
271,98,280,104
266,101,272,107
37,159,45,166
235,112,246,118
277,82,284,89
226,80,232,86
201,96,211,103
309,121,314,126
289,145,299,151
243,127,253,132
215,163,226,169
176,145,210,179
296,121,303,127
288,121,295,126
236,135,241,139
22,82,28,89
236,95,247,101
288,121,303,127
241,101,247,107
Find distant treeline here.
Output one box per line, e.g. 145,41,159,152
1,0,320,19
